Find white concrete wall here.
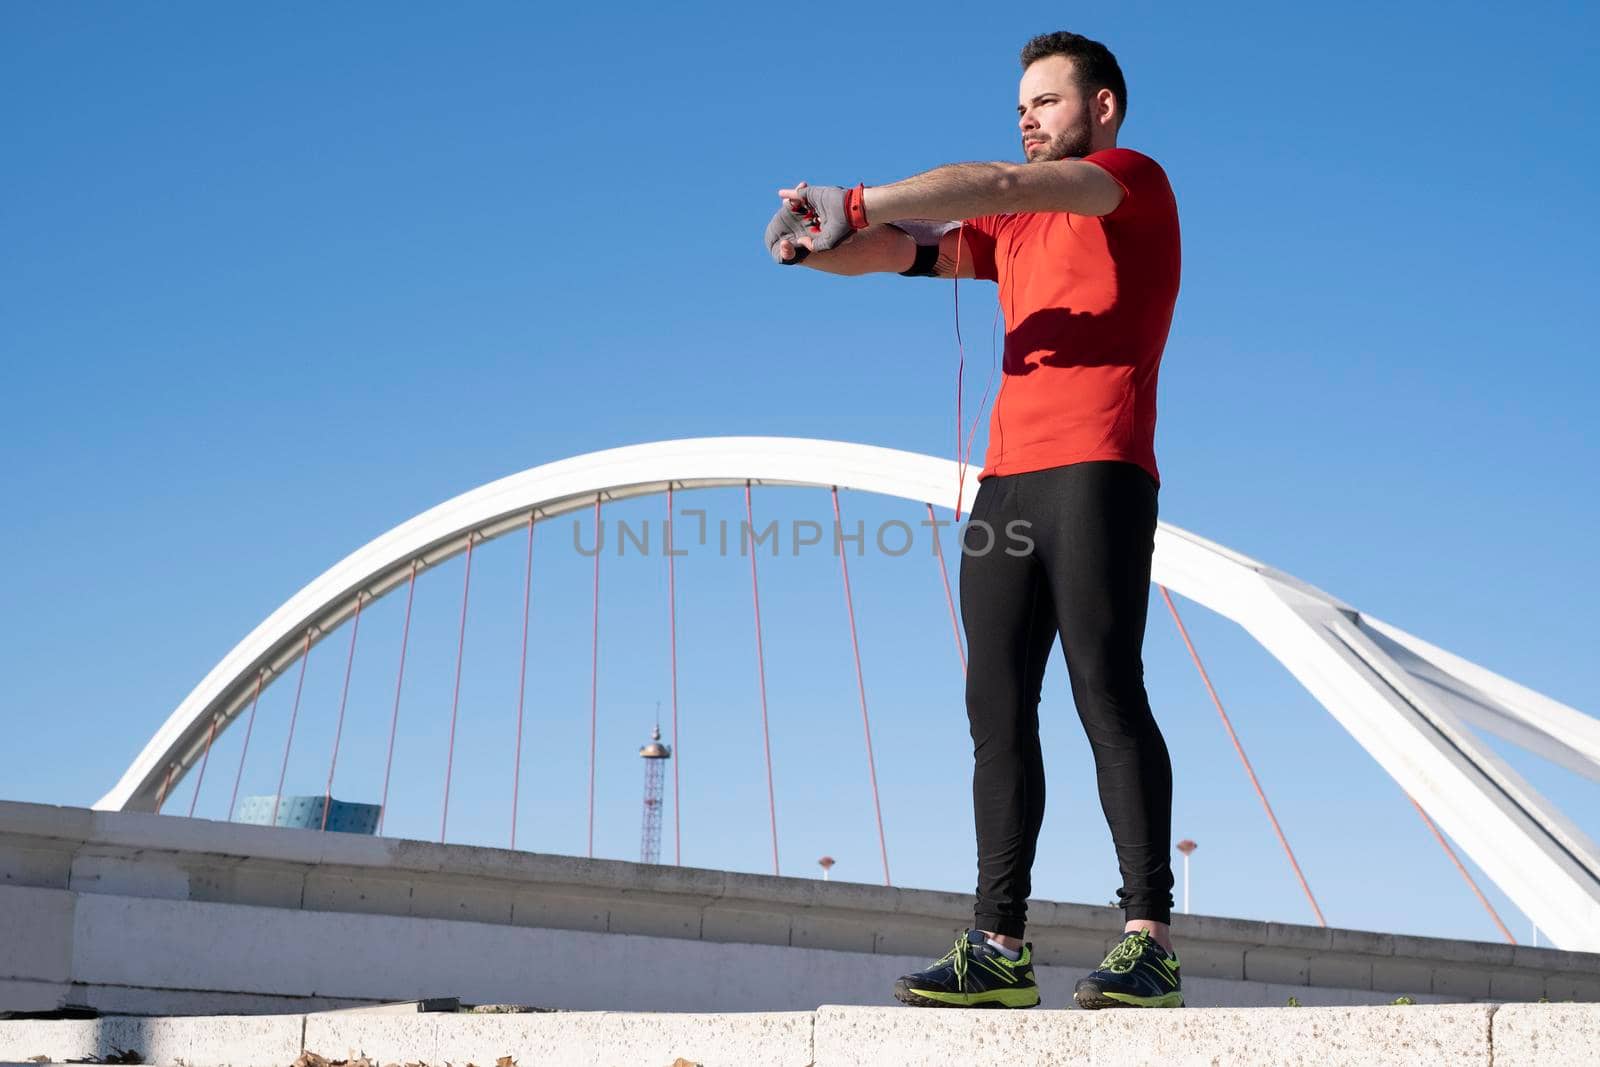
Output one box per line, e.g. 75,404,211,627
2,800,1597,1017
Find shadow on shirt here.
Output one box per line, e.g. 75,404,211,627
1001,304,1148,375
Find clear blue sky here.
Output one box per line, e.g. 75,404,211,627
3,2,1596,949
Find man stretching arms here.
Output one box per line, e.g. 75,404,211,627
764,31,1183,1010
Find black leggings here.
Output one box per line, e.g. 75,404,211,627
960,460,1173,936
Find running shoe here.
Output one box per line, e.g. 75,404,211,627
1073,929,1184,1008
893,929,1040,1008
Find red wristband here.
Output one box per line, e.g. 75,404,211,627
845,183,869,230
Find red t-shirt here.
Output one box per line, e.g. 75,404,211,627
961,147,1180,484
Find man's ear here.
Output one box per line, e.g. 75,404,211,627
1095,87,1119,129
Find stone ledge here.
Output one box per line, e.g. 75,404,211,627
0,1015,304,1067
814,1004,1496,1067
304,1009,814,1067
12,1004,1600,1067
1493,1002,1600,1067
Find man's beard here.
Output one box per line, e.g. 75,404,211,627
1025,119,1093,162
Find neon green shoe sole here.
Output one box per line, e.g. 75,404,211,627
1075,988,1184,1009
894,983,1041,1009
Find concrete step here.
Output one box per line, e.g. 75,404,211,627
1,1003,1596,1066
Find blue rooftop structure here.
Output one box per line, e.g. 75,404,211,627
235,794,380,835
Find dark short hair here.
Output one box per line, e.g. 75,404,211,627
1020,31,1127,126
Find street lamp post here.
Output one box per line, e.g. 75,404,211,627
1175,839,1198,914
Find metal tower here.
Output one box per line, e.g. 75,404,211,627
638,721,672,865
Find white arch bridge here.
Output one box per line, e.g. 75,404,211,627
96,437,1600,950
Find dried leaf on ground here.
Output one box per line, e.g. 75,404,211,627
293,1051,382,1067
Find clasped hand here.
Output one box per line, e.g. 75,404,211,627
764,181,856,265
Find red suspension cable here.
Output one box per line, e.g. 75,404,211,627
667,484,683,866
272,630,315,827
588,495,602,858
377,560,417,835
440,535,476,844
1159,586,1327,926
186,715,219,818
155,764,175,814
1407,793,1517,943
511,514,535,850
832,487,891,886
927,502,967,677
228,671,265,823
321,592,365,831
744,481,780,876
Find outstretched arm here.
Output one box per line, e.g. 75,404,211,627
767,161,1120,274
774,219,978,279
774,223,914,276
861,160,1125,222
